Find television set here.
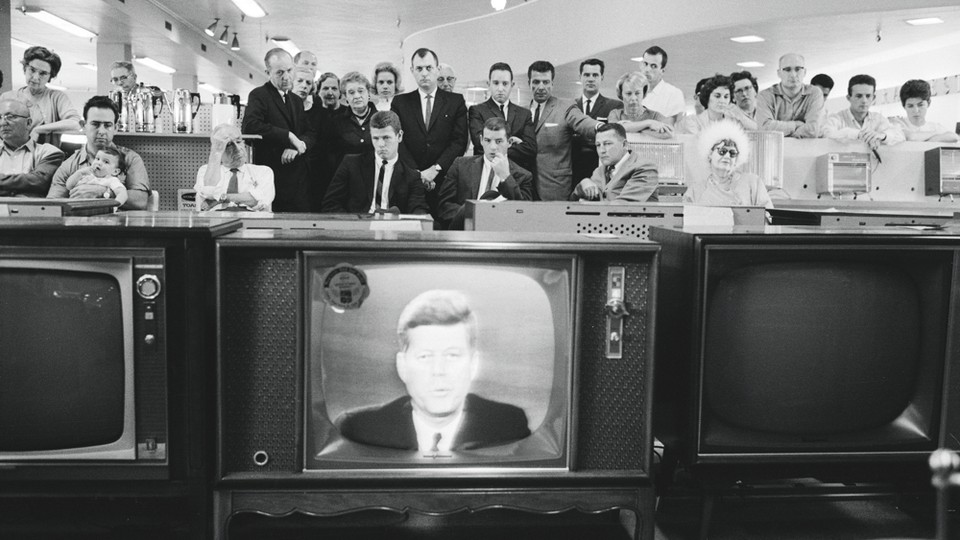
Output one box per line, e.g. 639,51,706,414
215,230,658,539
0,248,168,475
650,225,960,469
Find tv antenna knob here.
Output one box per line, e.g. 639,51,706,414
136,274,161,300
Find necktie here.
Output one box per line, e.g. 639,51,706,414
481,167,495,197
500,103,507,120
584,98,592,117
424,94,433,126
375,159,387,209
429,432,442,453
533,103,541,127
604,164,615,185
227,168,239,194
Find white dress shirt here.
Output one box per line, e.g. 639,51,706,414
643,80,686,118
194,163,276,211
479,157,507,201
412,407,464,453
369,155,399,212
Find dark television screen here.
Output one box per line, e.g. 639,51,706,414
699,251,949,454
0,269,125,451
304,253,574,471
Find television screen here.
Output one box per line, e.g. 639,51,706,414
303,252,574,471
698,248,949,455
0,260,136,459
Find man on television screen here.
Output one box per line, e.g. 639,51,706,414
337,289,531,453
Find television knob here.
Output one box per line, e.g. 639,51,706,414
144,334,156,346
136,274,162,300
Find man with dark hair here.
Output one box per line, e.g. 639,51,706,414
468,62,536,176
47,95,149,209
571,123,658,202
572,58,622,184
639,45,685,123
811,73,835,100
527,60,602,201
242,47,315,212
730,71,759,118
756,53,823,138
438,116,533,230
891,79,959,142
338,289,531,453
823,74,904,146
391,47,468,218
0,98,63,197
321,110,428,215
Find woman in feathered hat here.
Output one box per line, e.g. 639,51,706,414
683,119,772,208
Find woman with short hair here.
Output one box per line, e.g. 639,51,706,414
0,46,81,145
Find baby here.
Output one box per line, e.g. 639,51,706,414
64,147,129,205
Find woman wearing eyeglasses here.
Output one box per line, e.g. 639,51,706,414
0,46,81,146
684,119,772,208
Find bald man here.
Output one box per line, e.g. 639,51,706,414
0,98,64,197
755,53,824,138
194,123,275,211
437,63,457,93
242,47,315,211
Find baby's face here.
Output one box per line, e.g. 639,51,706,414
92,152,121,178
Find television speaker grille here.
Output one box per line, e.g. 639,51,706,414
577,258,652,474
220,252,300,473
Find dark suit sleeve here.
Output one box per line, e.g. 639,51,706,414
391,97,420,174
467,104,485,154
510,108,537,165
564,103,599,141
497,164,534,201
437,157,465,229
241,88,291,146
320,157,352,212
402,165,430,214
436,95,469,172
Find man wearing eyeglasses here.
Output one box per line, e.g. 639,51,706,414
109,61,139,96
0,98,64,197
755,53,824,138
46,96,150,209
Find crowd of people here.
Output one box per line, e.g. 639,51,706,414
0,44,956,226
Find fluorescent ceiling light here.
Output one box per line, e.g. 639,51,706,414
46,83,68,91
61,133,87,145
270,37,300,56
630,57,644,62
231,0,266,18
906,17,944,26
11,38,32,49
730,35,765,43
467,86,487,91
199,82,224,94
737,61,765,68
77,62,98,72
23,8,97,39
135,57,176,74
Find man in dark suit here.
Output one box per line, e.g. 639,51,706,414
337,290,531,452
321,111,428,214
241,47,315,212
468,62,537,179
572,58,623,183
391,47,468,219
438,117,533,230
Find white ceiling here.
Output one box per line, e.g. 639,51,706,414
6,0,960,110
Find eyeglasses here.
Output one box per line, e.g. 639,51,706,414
109,75,130,84
714,146,739,158
0,113,29,123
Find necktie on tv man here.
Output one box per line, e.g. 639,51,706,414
429,432,442,453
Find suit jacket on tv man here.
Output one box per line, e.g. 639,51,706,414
468,99,537,175
437,154,534,230
321,152,429,214
572,93,622,183
242,81,315,212
570,150,659,203
391,88,468,217
531,96,598,201
337,393,531,451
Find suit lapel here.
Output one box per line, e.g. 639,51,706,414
535,97,555,132
387,160,405,201
426,91,443,132
361,156,376,207
411,92,428,133
269,84,294,127
467,157,484,197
